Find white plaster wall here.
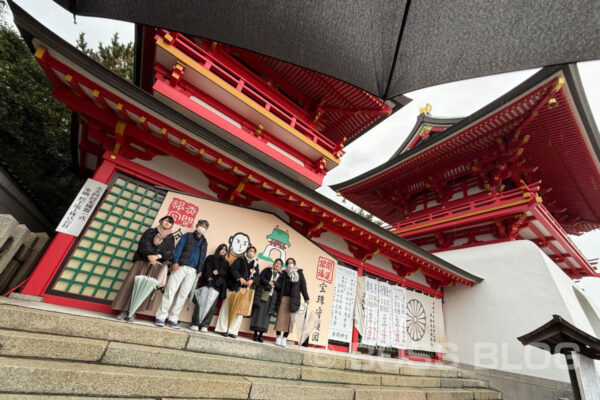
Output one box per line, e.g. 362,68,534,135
438,240,596,382
249,200,289,222
368,253,394,273
133,155,216,197
573,285,600,338
407,271,428,286
312,231,349,253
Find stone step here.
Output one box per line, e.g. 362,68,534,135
352,385,480,400
0,354,502,399
186,329,304,364
0,357,250,399
0,330,474,389
0,303,188,349
245,377,355,400
0,396,156,400
0,303,460,376
102,341,302,380
465,389,503,400
0,328,107,361
0,301,502,399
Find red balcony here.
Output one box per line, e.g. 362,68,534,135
152,30,349,186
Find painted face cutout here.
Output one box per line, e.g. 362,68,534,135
231,233,250,255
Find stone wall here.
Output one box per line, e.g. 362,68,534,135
0,215,49,294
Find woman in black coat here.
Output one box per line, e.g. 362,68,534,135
111,215,175,321
215,246,259,338
190,243,229,332
250,258,282,342
273,257,310,347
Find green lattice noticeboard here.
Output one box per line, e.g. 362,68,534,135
52,175,165,302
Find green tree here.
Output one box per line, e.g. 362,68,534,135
340,197,384,227
76,32,134,82
0,18,84,223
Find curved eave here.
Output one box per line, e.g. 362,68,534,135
343,95,412,146
331,65,574,193
390,114,463,159
9,1,482,286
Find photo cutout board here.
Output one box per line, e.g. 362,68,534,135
141,191,338,347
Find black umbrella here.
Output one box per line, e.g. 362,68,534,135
53,0,600,100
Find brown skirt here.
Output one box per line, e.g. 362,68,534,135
274,296,295,333
110,260,163,313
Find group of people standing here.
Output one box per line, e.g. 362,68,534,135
111,216,310,346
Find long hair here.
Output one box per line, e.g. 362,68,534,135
214,243,228,257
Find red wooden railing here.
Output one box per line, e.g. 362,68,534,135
389,183,540,234
156,30,339,156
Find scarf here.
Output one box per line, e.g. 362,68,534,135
286,265,299,283
268,270,281,296
153,224,172,246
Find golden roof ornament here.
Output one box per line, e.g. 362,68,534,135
419,103,432,115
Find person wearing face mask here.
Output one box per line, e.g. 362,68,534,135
155,219,209,329
215,245,259,338
250,258,282,342
190,243,230,332
273,257,310,347
112,215,175,322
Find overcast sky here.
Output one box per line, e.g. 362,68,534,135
7,0,600,304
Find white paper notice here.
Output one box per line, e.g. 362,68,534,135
56,178,107,237
405,290,447,353
328,265,357,343
362,277,379,346
376,281,392,347
391,285,407,349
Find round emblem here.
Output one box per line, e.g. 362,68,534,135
406,299,426,341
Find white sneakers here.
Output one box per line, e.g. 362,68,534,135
200,327,208,333
190,325,199,331
275,336,287,347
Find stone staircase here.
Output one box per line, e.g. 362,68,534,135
0,298,502,399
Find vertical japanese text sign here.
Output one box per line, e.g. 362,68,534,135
362,277,379,346
328,265,357,344
56,178,107,237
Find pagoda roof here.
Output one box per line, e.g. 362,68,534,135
9,2,482,287
391,113,463,157
332,65,600,233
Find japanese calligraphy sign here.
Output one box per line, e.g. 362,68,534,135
166,197,199,227
376,281,392,347
391,285,407,349
328,265,357,344
148,191,337,347
316,256,335,284
56,178,107,236
362,277,379,346
405,290,447,353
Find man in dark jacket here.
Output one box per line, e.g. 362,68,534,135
155,219,209,329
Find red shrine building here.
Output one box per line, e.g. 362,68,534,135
8,3,600,392
333,65,600,281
